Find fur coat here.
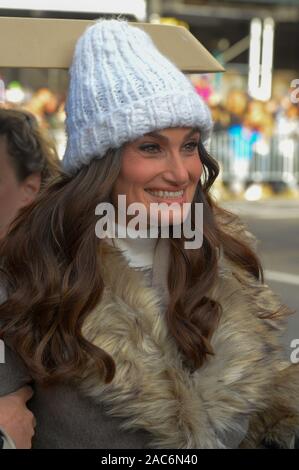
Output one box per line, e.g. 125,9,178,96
78,235,299,449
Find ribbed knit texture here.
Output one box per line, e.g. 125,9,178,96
63,19,213,173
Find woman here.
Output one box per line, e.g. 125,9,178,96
0,19,299,449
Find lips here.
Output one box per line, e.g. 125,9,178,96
145,189,184,198
144,188,186,204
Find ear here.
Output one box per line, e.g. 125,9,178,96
19,173,41,208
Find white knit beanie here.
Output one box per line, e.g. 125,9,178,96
63,19,213,173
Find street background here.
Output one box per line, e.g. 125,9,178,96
0,1,298,357
223,198,299,359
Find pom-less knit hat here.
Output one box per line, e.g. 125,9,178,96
63,19,213,173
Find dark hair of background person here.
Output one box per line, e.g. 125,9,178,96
0,139,277,387
0,108,61,184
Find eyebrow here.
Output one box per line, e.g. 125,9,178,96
145,128,200,142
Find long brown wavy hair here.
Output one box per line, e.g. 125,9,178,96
0,141,264,385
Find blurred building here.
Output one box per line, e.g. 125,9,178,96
152,1,299,68
151,0,299,96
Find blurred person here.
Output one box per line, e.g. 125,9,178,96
0,108,60,239
276,103,299,138
0,20,299,450
246,100,274,138
227,99,275,195
225,89,248,126
210,103,231,132
276,103,299,187
193,74,213,102
23,88,59,130
0,108,60,449
228,114,260,195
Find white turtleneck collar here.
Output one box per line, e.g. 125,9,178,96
104,223,158,270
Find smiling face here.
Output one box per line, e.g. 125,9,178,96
111,127,203,227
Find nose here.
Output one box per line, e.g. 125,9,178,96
163,151,189,185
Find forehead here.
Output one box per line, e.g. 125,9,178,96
139,127,200,140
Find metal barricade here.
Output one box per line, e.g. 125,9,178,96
210,131,299,185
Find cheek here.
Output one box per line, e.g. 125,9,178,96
123,162,152,186
114,157,157,195
188,157,203,183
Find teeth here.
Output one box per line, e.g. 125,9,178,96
146,189,184,198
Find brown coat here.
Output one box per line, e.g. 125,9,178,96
79,239,299,448
0,236,299,448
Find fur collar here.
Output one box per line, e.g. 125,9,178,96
80,241,289,448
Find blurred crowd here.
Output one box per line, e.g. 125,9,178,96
1,75,299,198
0,79,67,157
192,76,299,196
1,75,299,156
190,75,299,140
210,89,299,141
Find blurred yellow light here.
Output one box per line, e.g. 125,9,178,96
157,17,190,30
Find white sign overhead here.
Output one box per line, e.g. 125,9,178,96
0,0,146,20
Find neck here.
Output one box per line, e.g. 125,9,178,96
105,222,158,269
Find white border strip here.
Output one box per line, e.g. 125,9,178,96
264,269,299,286
0,0,146,20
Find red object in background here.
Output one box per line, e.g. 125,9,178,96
195,84,212,101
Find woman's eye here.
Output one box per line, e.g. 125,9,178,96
139,143,160,154
183,141,198,152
